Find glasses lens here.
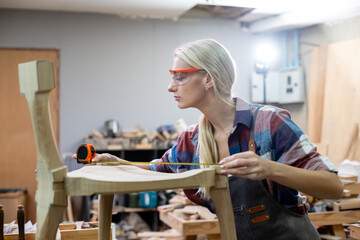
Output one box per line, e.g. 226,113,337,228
169,69,206,86
171,72,189,85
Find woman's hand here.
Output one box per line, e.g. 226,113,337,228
72,153,119,163
219,151,272,181
220,151,344,199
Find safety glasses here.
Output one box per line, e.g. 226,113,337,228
169,68,206,86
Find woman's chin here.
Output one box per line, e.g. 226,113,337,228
177,102,189,109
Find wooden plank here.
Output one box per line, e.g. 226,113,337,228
309,210,360,226
350,224,360,239
0,48,59,223
344,182,360,195
307,45,328,143
3,233,35,240
320,38,360,165
333,198,360,211
159,211,220,236
60,228,99,240
344,123,360,160
66,166,216,195
181,205,217,220
137,229,182,238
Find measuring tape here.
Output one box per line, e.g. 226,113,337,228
76,144,220,166
76,144,96,164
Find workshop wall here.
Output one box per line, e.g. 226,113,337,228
298,15,360,132
1,10,359,156
0,10,255,154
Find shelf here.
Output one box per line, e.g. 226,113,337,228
113,206,157,213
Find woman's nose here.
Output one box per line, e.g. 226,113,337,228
168,80,177,92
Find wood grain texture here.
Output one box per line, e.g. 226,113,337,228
343,182,360,195
98,195,113,240
209,174,236,240
0,49,59,222
66,166,215,195
350,224,360,240
159,211,220,236
308,210,360,226
19,60,236,240
60,228,98,240
307,45,328,143
320,38,360,165
19,60,66,240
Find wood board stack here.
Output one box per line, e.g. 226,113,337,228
58,222,103,240
139,205,220,240
308,38,360,166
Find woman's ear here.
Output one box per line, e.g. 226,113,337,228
204,74,213,90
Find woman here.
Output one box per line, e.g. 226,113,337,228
90,39,343,239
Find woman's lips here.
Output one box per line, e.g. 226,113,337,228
174,96,180,101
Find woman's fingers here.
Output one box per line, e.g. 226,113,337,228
92,153,113,162
219,151,270,180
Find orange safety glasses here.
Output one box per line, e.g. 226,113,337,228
169,68,206,86
169,68,203,73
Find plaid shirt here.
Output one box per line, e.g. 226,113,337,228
150,98,337,208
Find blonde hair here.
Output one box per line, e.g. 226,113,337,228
174,39,236,197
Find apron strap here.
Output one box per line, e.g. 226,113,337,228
249,106,261,153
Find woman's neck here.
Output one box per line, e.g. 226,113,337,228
199,96,235,135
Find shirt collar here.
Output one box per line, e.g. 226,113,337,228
233,97,252,128
189,97,253,140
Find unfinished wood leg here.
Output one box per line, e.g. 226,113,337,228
99,194,114,240
35,188,66,240
209,173,236,240
331,224,346,240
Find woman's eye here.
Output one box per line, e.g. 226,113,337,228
176,77,184,82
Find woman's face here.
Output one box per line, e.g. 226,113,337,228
168,57,208,109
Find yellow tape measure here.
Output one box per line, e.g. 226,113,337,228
76,144,220,166
91,161,220,166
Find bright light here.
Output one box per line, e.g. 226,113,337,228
255,43,278,64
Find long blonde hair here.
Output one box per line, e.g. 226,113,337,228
174,39,236,197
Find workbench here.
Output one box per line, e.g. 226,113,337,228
307,180,360,239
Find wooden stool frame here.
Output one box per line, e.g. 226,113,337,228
18,60,237,240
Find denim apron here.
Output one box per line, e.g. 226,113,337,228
209,107,320,240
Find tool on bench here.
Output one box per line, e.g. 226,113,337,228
76,144,219,166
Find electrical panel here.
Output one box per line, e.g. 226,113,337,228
251,67,305,104
278,67,305,104
251,71,280,103
251,71,265,103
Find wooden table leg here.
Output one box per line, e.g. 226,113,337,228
209,173,236,240
99,194,114,240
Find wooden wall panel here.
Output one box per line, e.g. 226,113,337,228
307,45,328,144
320,38,360,166
0,49,59,222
